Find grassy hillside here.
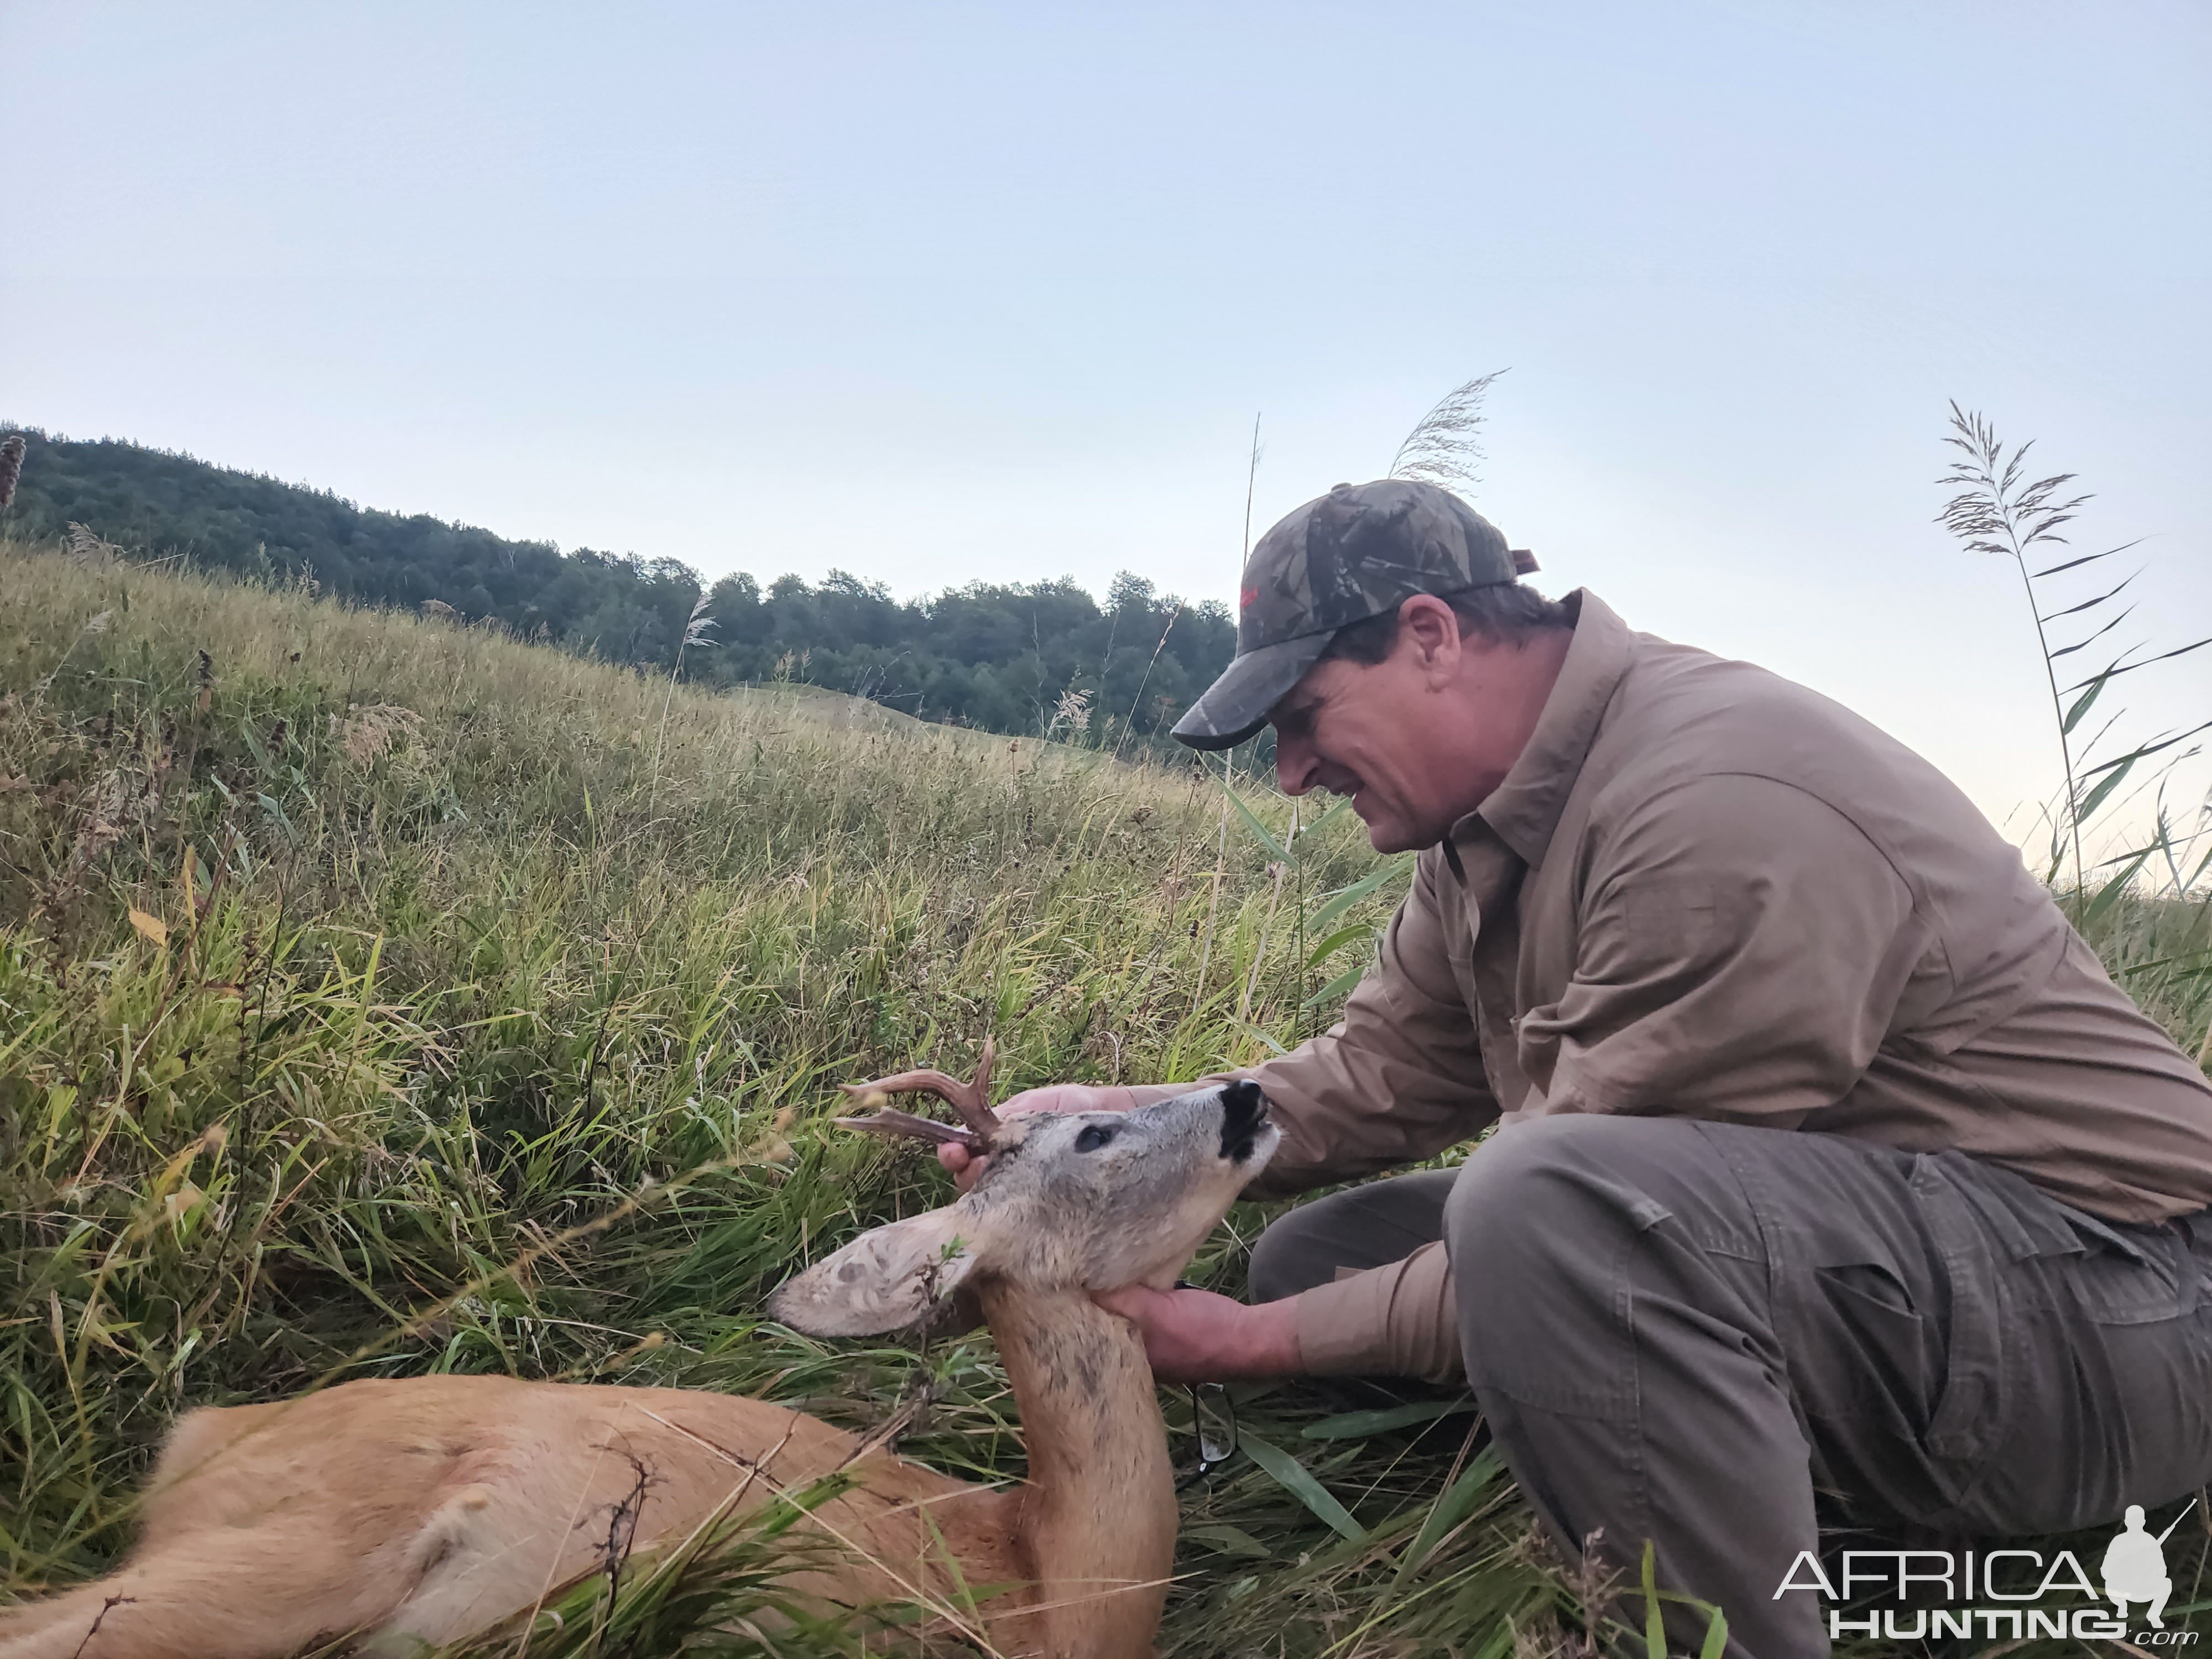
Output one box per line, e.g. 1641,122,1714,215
0,535,1567,1655
6,533,2212,1656
0,427,1238,751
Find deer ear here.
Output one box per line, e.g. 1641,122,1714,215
769,1208,981,1338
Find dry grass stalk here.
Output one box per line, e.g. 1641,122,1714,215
64,523,122,568
649,594,717,816
0,433,24,510
334,702,424,765
1047,686,1093,742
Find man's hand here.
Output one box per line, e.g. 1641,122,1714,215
1092,1284,1303,1384
936,1082,1138,1191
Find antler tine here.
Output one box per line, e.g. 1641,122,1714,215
968,1036,1000,1131
840,1039,1003,1138
833,1108,979,1148
839,1068,976,1114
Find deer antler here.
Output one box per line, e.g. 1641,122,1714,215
835,1037,1002,1146
834,1108,981,1146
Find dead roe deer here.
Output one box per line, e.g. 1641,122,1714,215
0,1050,1278,1659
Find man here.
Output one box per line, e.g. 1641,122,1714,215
2103,1505,2175,1628
942,479,2212,1656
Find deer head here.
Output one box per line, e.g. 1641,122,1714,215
771,1064,1276,1338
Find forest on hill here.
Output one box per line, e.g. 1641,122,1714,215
0,426,1237,749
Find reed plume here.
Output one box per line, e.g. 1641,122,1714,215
0,434,24,511
1389,372,1506,498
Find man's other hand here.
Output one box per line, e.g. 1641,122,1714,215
936,1082,1138,1191
1092,1284,1302,1384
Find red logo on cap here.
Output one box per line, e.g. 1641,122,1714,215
1240,583,1260,611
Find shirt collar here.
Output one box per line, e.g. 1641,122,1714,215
1449,588,1636,869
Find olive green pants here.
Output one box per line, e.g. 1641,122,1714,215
1248,1116,2212,1658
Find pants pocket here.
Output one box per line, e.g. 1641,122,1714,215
2016,1212,2196,1326
1909,1157,2008,1478
1797,1261,1936,1429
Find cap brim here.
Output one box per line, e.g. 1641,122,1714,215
1171,633,1333,751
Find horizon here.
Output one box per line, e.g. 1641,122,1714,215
0,420,1232,607
5,2,2208,852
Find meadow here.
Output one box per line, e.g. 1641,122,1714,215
6,533,2212,1656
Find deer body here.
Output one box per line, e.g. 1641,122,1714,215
0,1070,1275,1659
0,1375,1019,1658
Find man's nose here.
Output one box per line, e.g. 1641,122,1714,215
1275,734,1316,795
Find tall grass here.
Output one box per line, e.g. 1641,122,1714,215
6,521,2212,1658
1938,404,2212,912
1936,405,2212,1068
0,539,1582,1654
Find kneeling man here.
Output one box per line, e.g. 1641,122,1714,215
945,479,2212,1658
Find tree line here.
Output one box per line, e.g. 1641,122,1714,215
0,427,1237,750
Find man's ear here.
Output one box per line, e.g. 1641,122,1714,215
768,1208,982,1338
1396,593,1464,682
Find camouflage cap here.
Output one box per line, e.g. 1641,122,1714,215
1172,478,1528,750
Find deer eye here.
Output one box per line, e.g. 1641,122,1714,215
1073,1124,1117,1154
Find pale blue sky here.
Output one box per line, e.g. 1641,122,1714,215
5,2,2208,844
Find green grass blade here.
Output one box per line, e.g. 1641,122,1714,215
1240,1433,1366,1541
1219,776,1291,863
1302,1400,1474,1440
1182,1522,1271,1559
1228,1018,1290,1056
1642,1539,1665,1659
1300,962,1368,1011
2063,635,2212,689
2062,668,2114,735
1386,1446,1506,1594
2081,846,2156,930
1304,922,1378,969
1307,856,1411,934
2074,752,2141,824
1302,795,1355,836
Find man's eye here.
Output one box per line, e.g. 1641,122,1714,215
1074,1125,1116,1153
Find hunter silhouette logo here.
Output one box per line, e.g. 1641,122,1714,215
2105,1501,2193,1629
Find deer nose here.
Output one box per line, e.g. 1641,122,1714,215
1217,1081,1270,1163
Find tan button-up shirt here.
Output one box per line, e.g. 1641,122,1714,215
1194,590,2212,1381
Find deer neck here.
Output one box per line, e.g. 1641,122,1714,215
978,1281,1178,1659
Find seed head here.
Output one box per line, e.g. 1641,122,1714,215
0,435,23,510
682,594,717,649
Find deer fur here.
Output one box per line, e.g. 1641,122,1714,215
0,1073,1277,1659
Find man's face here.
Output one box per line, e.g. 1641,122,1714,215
1267,604,1540,853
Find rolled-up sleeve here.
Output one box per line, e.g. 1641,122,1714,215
1518,773,1927,1123
1293,1242,1465,1383
1241,850,1500,1197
